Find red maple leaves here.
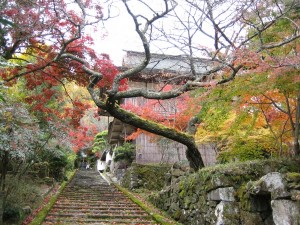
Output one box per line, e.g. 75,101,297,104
69,123,98,153
0,0,125,128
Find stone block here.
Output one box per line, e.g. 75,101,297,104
207,200,218,207
172,168,185,177
191,211,205,225
207,187,235,202
248,172,290,199
22,206,32,215
169,202,180,213
208,175,232,190
204,207,217,225
171,184,179,194
215,201,240,225
271,199,300,225
291,190,300,201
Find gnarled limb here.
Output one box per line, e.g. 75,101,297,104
105,98,205,170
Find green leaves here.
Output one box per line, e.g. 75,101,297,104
197,86,234,132
0,17,14,27
274,71,300,95
217,139,270,163
0,93,5,102
92,130,108,153
114,142,136,164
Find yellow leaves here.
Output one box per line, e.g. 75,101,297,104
63,81,94,108
195,128,218,143
1,111,14,132
195,106,273,155
195,69,299,158
196,111,235,143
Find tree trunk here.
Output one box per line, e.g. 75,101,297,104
0,191,3,225
105,99,205,171
283,93,300,156
0,152,8,192
293,94,300,155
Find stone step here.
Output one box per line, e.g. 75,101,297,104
52,202,139,207
52,205,141,210
54,200,133,205
42,170,156,225
60,192,125,196
49,209,149,215
56,197,130,201
43,218,157,225
62,188,113,192
62,190,111,193
60,191,128,195
47,212,150,218
57,191,130,196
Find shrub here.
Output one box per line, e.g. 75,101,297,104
31,162,49,178
3,204,20,221
92,130,108,153
48,154,68,181
66,152,77,171
217,139,271,163
114,142,136,165
41,149,68,181
36,144,72,180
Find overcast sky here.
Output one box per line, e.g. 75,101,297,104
90,1,143,66
88,0,227,66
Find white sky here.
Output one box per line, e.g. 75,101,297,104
91,1,143,66
87,0,242,66
89,0,195,66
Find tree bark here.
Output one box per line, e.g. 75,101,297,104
105,99,205,171
283,92,300,156
0,191,3,225
293,94,300,155
0,152,8,192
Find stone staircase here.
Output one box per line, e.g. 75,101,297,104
43,170,157,225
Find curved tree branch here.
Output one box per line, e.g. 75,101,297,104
105,98,205,170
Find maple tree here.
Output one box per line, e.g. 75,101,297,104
0,80,79,223
245,72,300,156
0,0,119,124
99,0,299,169
194,74,280,162
0,0,299,171
69,123,98,153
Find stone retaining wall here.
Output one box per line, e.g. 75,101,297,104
119,163,171,191
149,159,300,225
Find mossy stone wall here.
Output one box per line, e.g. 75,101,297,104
149,159,300,225
120,163,171,190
